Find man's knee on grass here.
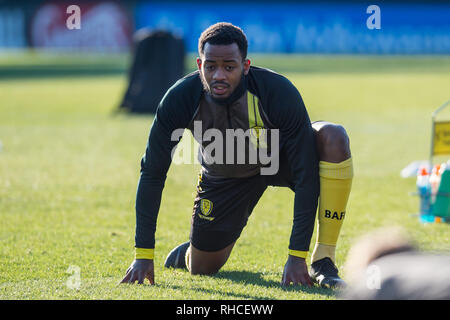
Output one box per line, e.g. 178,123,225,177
187,243,234,275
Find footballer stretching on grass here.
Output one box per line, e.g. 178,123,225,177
120,23,353,288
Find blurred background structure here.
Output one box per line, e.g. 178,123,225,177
0,0,449,54
1,0,448,113
118,29,185,113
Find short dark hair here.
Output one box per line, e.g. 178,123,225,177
198,22,248,60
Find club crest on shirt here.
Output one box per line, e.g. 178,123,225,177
250,126,268,149
200,199,213,216
250,126,265,139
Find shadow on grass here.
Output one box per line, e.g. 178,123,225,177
3,55,449,80
153,269,337,300
157,282,275,300
215,270,337,299
0,64,127,79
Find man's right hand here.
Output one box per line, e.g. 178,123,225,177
120,259,154,285
281,255,313,287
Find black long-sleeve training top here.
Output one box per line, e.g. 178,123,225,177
134,66,319,253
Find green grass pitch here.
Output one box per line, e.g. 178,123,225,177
0,52,449,299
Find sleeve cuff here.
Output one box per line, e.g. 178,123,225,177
288,249,308,259
135,248,154,260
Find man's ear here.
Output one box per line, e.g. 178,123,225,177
243,58,251,75
196,57,202,71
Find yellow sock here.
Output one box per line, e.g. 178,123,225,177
311,157,353,264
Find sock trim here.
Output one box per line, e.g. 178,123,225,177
319,157,354,180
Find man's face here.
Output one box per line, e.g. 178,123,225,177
197,42,250,100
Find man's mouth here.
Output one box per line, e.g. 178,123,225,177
211,83,230,96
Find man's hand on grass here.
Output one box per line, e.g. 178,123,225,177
281,255,313,287
120,259,155,285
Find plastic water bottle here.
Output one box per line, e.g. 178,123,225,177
431,161,450,223
417,166,433,222
430,164,442,203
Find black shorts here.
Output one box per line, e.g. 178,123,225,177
190,150,295,252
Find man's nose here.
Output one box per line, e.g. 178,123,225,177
212,67,226,81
